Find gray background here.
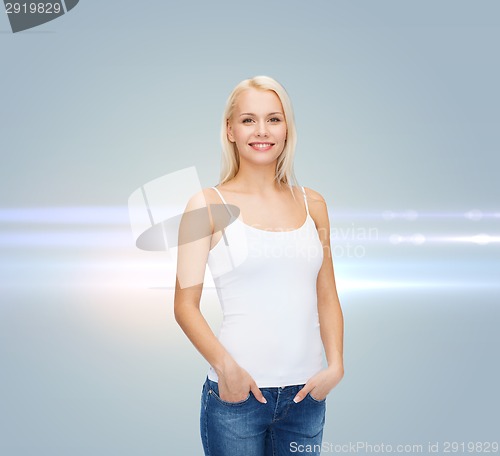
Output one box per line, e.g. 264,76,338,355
1,1,499,454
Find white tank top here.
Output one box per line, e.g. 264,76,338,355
206,186,325,387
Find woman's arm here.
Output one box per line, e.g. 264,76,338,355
173,189,266,403
293,187,344,402
314,189,344,369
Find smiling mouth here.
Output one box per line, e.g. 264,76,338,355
249,142,275,150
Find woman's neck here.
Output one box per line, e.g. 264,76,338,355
228,162,281,194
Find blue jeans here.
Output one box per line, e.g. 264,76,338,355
200,376,326,455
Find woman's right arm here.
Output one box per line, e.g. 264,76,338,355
173,189,266,404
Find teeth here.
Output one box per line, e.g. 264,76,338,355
252,143,272,148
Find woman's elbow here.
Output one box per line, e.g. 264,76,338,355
173,296,199,326
173,298,186,325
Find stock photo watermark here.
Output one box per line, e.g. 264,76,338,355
127,167,383,288
3,0,79,33
289,440,499,454
331,224,379,259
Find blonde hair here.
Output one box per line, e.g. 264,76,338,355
219,76,299,192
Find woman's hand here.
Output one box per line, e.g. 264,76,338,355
293,363,344,403
217,362,267,404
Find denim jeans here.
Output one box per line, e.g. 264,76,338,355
200,376,326,455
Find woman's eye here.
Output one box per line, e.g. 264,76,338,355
269,117,282,122
242,118,254,123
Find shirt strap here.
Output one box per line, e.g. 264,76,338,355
211,186,227,205
301,186,310,216
211,186,233,217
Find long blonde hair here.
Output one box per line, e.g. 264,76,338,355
219,76,299,192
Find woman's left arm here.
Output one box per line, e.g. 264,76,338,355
294,188,344,403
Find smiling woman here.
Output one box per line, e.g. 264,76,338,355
219,76,298,187
227,89,287,161
174,76,345,456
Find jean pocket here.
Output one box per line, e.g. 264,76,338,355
307,392,327,404
209,388,252,406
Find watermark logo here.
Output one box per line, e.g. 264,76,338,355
331,224,379,258
4,0,79,33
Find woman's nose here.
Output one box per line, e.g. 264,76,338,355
256,121,269,137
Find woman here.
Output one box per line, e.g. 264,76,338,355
174,76,344,455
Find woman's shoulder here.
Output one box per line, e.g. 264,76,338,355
182,188,222,228
201,186,219,200
295,185,329,229
294,185,326,204
182,187,226,235
185,186,223,204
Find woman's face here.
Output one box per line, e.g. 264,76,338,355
227,88,287,166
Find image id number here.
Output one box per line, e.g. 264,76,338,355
5,3,62,14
